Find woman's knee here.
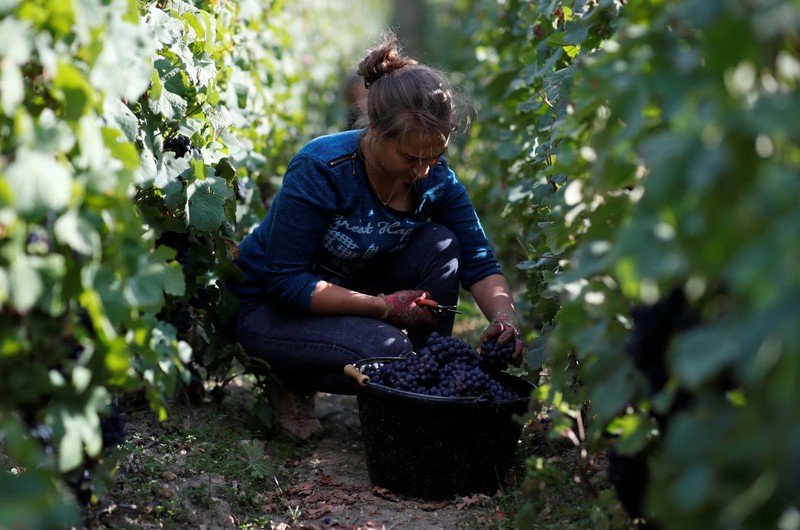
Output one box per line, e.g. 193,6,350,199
355,323,413,358
417,222,461,259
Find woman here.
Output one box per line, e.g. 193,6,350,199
232,34,523,441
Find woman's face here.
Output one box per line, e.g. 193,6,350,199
371,131,449,184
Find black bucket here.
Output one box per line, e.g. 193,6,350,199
352,358,535,500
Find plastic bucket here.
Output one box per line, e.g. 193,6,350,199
352,358,534,500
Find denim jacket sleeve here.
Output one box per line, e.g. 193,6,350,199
235,153,338,310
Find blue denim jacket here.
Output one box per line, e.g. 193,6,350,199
233,129,501,310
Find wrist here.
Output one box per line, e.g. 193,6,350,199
377,294,391,320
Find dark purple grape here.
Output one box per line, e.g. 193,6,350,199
173,310,192,332
163,135,193,158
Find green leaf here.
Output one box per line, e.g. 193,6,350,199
610,413,651,454
1,60,24,117
136,147,158,185
55,412,86,473
89,15,155,101
0,268,8,305
589,367,637,421
671,465,713,511
200,10,214,53
0,467,81,529
71,365,92,394
182,12,205,42
206,104,233,134
214,157,236,183
54,209,99,257
154,152,191,189
104,338,133,385
79,278,117,341
200,140,228,164
34,254,67,315
526,335,548,371
148,68,163,101
6,149,73,217
148,59,189,119
564,23,589,46
102,127,140,171
541,221,571,255
144,5,179,46
148,87,188,120
56,387,106,471
673,323,740,389
161,180,187,214
102,98,140,143
53,62,95,121
241,440,270,479
159,57,193,99
0,17,33,65
162,261,186,297
8,254,42,313
187,175,231,232
123,260,184,310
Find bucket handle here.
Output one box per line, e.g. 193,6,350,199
344,353,418,388
343,364,370,387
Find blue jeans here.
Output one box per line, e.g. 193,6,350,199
233,223,461,395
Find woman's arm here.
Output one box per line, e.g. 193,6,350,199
469,273,517,321
470,273,524,357
310,281,440,331
309,281,387,317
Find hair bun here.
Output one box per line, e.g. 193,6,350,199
357,36,417,88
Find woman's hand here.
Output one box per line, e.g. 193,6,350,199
477,315,523,361
379,290,441,331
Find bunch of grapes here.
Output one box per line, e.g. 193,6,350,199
100,404,127,451
163,134,194,158
606,287,704,521
477,339,516,373
362,333,517,402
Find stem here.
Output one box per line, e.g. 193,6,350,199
163,101,205,144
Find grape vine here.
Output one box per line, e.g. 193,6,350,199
0,0,386,526
439,1,800,528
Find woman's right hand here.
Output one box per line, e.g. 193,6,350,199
379,290,441,331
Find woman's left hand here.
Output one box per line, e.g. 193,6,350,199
477,315,523,361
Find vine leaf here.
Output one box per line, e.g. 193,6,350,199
241,440,270,479
6,150,73,216
187,175,232,232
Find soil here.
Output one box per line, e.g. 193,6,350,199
82,382,516,530
279,393,504,530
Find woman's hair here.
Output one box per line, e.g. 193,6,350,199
354,32,469,142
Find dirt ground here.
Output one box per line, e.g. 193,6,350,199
277,393,506,530
82,383,515,530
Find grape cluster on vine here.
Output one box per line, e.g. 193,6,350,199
606,288,702,520
361,332,518,402
100,404,127,451
163,134,194,158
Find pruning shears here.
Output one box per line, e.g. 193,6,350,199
416,298,463,315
